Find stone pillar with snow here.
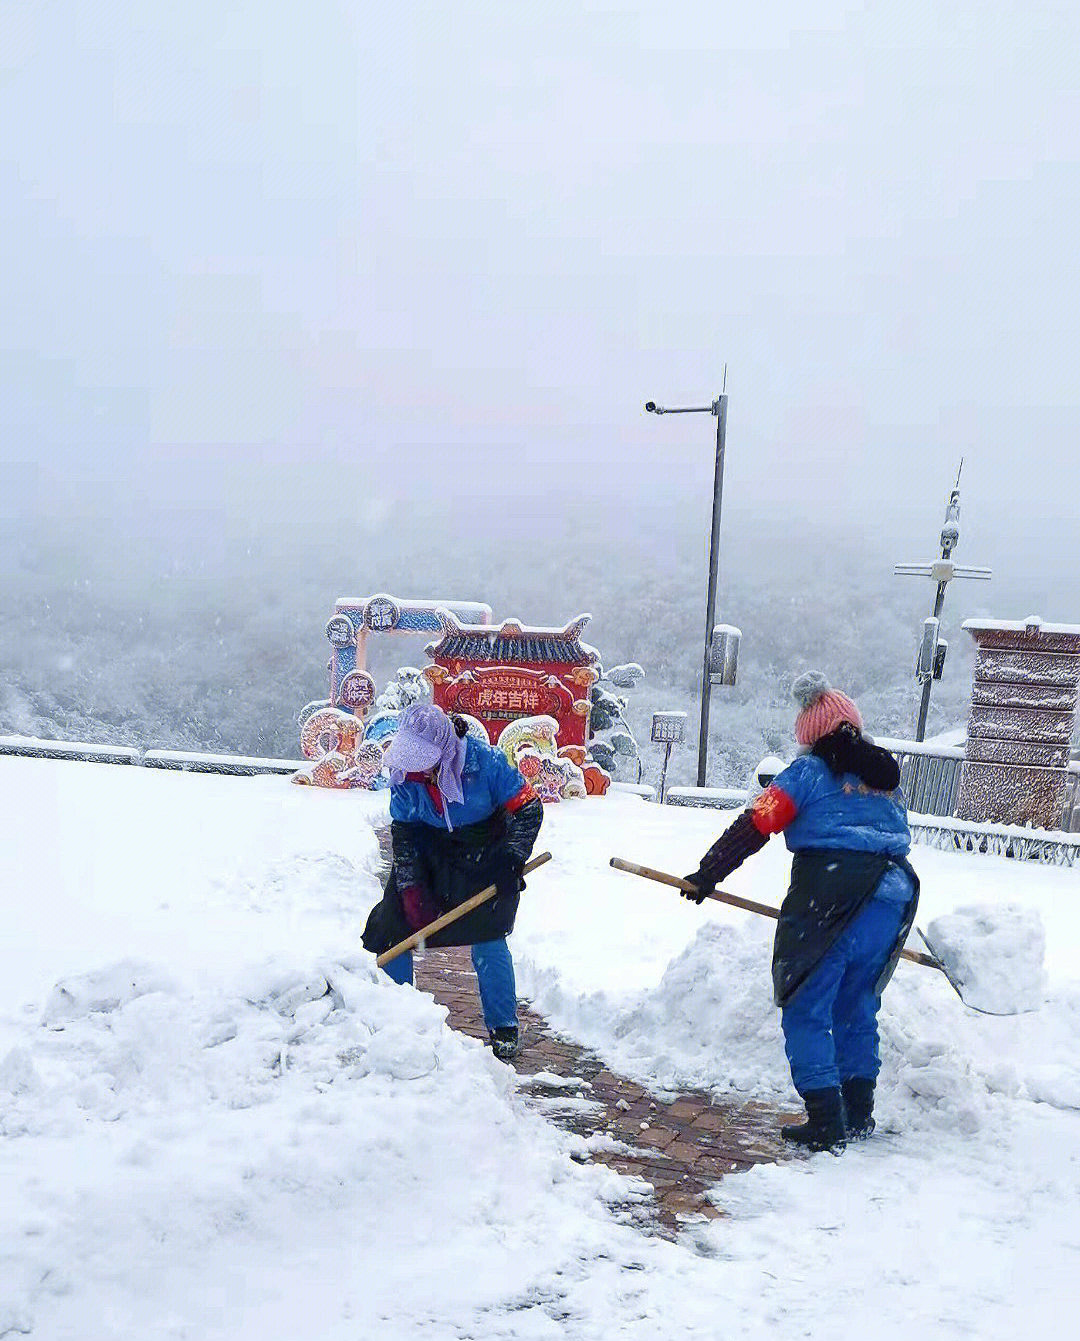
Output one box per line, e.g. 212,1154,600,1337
956,617,1080,829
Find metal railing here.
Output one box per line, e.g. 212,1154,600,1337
876,740,966,819
0,735,300,777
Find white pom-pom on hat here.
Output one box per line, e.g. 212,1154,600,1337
792,670,831,710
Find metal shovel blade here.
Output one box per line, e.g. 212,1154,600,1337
916,926,1036,1017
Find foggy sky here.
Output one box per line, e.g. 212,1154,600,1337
3,2,1078,587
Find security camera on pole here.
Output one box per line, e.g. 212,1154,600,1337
644,369,738,786
894,461,992,741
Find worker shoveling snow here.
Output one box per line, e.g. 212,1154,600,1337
922,904,1047,1016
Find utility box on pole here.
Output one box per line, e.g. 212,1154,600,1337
708,625,741,687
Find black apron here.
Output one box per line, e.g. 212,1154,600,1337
772,849,920,1007
361,813,523,955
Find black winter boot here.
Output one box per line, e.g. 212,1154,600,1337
841,1077,875,1139
781,1088,847,1152
489,1026,520,1063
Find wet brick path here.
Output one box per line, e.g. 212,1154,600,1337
412,946,800,1238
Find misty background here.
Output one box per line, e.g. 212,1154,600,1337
2,2,1078,788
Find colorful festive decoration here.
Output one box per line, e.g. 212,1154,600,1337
326,595,492,706
496,715,590,802
301,595,633,797
295,707,385,789
557,744,611,796
364,710,402,750
424,612,599,750
300,707,364,763
515,748,587,803
497,715,561,766
360,711,402,789
338,670,377,714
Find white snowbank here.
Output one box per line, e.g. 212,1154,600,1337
1,939,719,1337
42,960,181,1029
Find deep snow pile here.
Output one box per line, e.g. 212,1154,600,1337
0,926,714,1337
0,760,749,1340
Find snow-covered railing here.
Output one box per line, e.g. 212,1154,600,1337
0,734,140,765
1064,764,1080,832
4,732,1076,831
879,735,1079,831
142,749,301,777
610,781,659,802
874,735,967,759
909,812,1080,867
665,786,748,811
892,748,964,819
0,735,301,777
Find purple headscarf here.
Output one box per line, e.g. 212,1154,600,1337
383,702,467,819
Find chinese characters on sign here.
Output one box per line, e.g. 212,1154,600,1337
651,711,687,744
364,596,400,632
338,670,376,712
451,670,569,726
425,613,599,749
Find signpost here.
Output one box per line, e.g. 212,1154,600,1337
651,711,687,803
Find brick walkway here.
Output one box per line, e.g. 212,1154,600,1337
413,946,800,1238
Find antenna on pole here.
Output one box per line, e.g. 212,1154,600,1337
894,462,991,741
722,363,728,395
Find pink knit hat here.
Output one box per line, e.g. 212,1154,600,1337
792,671,863,747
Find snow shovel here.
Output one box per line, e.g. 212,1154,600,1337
376,851,552,968
608,857,1023,1016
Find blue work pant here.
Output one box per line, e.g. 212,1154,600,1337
382,937,518,1032
781,896,908,1095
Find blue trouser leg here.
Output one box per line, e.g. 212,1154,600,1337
471,938,517,1032
781,937,849,1095
833,898,907,1083
382,941,516,1031
382,949,413,986
781,896,907,1095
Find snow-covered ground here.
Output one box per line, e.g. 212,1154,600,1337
1,756,1077,1338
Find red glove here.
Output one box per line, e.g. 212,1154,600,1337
400,884,440,932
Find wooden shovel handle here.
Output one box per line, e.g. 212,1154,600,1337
376,851,552,967
609,857,781,921
608,857,941,972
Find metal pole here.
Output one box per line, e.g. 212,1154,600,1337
659,741,672,804
914,578,948,742
698,393,728,786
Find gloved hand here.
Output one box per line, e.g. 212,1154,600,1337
681,871,712,904
400,884,440,932
686,811,769,902
493,847,526,894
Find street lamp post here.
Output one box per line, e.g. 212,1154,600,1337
644,381,730,787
